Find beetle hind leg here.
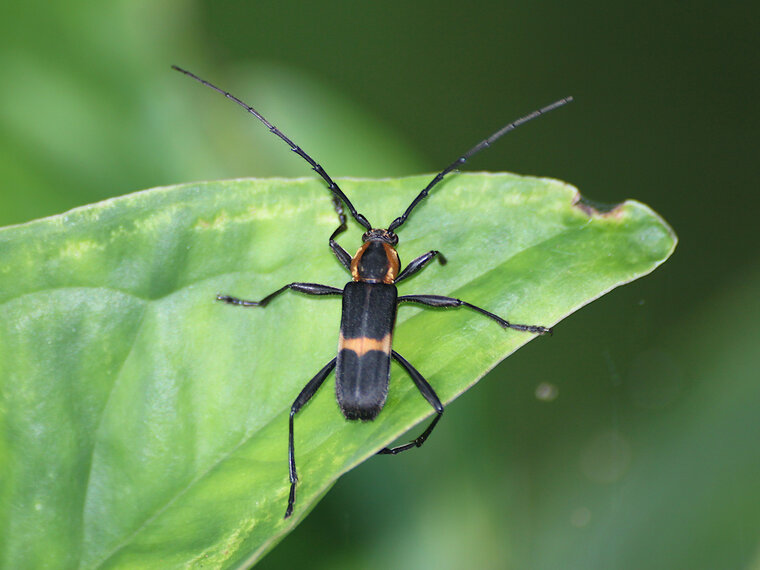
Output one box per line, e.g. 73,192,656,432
377,351,444,455
285,357,337,519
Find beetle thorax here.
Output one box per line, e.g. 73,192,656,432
350,239,400,284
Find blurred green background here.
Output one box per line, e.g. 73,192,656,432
1,1,758,569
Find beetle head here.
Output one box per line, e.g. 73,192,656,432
361,228,399,246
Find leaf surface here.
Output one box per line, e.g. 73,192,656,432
0,173,676,568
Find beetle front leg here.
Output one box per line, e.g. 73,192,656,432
394,250,447,284
329,239,352,272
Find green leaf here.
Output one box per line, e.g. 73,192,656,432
0,173,676,568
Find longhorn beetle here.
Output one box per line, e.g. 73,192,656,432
173,65,571,518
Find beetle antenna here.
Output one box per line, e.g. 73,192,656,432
387,96,573,232
172,65,373,231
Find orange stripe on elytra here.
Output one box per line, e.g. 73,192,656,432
339,332,392,357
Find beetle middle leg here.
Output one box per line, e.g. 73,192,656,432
285,357,337,519
377,351,443,455
399,294,552,334
217,282,343,307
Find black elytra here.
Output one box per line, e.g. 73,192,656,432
172,65,572,519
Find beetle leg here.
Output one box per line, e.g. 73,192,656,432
330,239,353,272
217,283,343,307
377,351,444,455
285,357,337,519
398,294,552,334
394,250,447,284
327,193,352,272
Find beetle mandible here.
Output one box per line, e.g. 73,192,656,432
173,65,571,518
